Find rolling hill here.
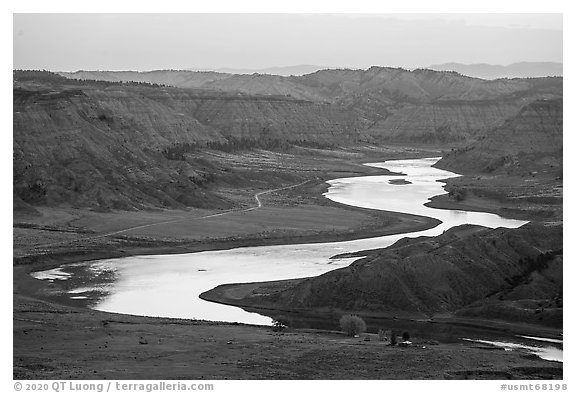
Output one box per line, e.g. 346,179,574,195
205,222,562,327
435,99,563,175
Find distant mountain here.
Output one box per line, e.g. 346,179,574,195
428,62,563,80
188,62,564,79
192,65,333,76
57,70,231,89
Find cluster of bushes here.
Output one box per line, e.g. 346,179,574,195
161,142,204,160
271,315,292,332
339,314,412,345
271,313,414,346
484,157,506,173
161,138,333,159
13,70,69,83
504,250,563,289
160,139,275,159
448,187,468,201
16,180,47,203
206,137,290,153
13,70,167,89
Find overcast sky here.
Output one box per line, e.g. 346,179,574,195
13,13,563,71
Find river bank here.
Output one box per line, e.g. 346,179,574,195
14,148,562,379
14,294,562,380
198,222,563,338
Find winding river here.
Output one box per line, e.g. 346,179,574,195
33,157,528,324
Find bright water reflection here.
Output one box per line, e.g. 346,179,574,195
32,157,528,325
462,339,563,362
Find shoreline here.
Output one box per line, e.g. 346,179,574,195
16,207,441,269
15,154,552,330
14,151,563,379
14,206,442,315
198,274,563,343
15,151,451,341
14,291,562,379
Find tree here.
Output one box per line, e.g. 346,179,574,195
448,187,467,201
339,314,367,337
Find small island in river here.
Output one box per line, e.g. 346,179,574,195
389,178,412,185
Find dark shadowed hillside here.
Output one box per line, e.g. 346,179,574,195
13,71,369,211
14,70,563,211
204,222,562,327
420,98,563,222
435,99,562,175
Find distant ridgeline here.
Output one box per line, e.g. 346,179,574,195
13,69,562,210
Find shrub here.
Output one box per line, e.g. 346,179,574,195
378,329,386,341
339,314,367,337
402,331,411,341
448,187,467,201
390,330,398,346
271,315,289,332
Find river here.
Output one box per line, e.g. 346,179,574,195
32,157,527,324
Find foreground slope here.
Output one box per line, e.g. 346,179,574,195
14,293,562,379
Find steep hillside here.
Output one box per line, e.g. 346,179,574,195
63,67,561,104
201,73,328,101
326,68,561,142
435,99,563,174
420,99,563,222
214,223,562,327
13,71,368,210
59,67,563,143
364,100,523,142
14,70,562,210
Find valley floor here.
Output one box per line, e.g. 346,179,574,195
13,145,562,380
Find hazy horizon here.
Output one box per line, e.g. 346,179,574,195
13,14,562,72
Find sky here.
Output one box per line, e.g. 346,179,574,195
13,13,563,71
